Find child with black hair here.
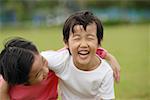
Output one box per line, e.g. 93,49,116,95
41,10,117,99
0,38,58,99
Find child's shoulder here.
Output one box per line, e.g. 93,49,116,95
100,59,113,73
41,49,68,56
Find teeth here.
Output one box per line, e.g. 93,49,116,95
78,51,89,55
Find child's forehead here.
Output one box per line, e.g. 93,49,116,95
71,22,97,34
73,25,84,33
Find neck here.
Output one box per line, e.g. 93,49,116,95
75,56,101,71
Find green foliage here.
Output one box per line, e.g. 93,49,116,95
0,24,149,99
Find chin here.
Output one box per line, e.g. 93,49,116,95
78,60,90,66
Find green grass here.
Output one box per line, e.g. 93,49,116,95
0,24,149,100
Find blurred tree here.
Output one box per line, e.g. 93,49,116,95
0,0,149,26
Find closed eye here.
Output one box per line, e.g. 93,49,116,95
34,69,41,79
73,35,81,40
87,35,95,40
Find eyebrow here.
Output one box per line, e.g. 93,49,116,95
34,70,41,78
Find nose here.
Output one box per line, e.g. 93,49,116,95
43,58,48,67
80,39,88,48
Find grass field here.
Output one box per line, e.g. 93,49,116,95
0,24,149,100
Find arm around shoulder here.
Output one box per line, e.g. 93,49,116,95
40,49,70,74
104,53,120,83
96,48,120,83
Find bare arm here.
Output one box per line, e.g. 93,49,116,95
104,53,120,83
0,76,10,100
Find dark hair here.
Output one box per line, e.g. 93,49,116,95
63,10,103,45
0,37,38,85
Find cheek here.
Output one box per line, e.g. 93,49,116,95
88,42,99,52
30,76,43,84
69,45,78,55
89,40,99,47
67,41,78,53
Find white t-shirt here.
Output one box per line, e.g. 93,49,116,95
41,49,115,100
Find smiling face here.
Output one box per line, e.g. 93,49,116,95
28,54,49,85
67,22,100,71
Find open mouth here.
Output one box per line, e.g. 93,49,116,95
78,50,90,59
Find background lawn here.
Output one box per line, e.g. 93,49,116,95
0,24,149,100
